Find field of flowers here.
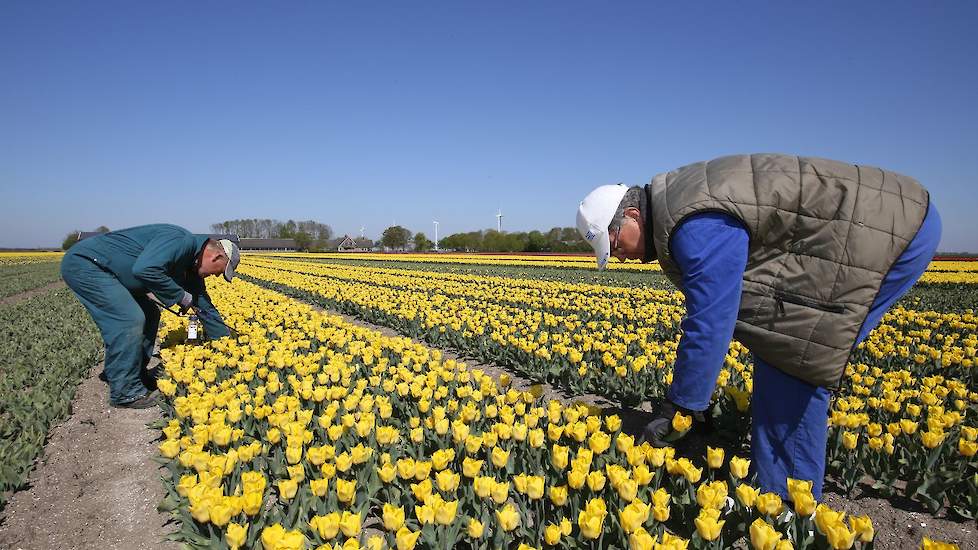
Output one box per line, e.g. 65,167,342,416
0,253,101,509
151,255,976,549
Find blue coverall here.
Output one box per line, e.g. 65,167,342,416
61,224,229,405
666,202,942,499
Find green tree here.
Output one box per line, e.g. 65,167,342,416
62,231,81,251
413,232,434,251
95,225,110,233
381,226,412,251
293,231,313,251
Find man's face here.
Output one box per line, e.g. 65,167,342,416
610,207,645,262
198,245,229,278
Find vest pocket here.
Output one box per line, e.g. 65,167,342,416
774,291,846,314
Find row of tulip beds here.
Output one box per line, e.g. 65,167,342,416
235,257,978,521
0,286,101,509
155,278,909,549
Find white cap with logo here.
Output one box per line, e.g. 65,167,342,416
218,239,240,282
576,184,628,270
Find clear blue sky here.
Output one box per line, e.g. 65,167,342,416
2,1,976,251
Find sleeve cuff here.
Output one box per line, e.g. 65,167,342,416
179,292,193,309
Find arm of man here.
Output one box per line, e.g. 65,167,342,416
667,212,749,411
131,234,197,309
641,212,748,446
194,289,231,340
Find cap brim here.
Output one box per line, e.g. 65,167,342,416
587,227,611,270
223,263,235,282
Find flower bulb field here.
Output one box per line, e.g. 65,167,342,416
1,251,976,549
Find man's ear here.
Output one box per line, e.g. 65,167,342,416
624,207,641,221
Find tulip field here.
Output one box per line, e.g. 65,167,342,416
149,253,977,550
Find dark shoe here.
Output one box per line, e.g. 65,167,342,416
98,370,108,382
111,392,159,409
140,370,159,392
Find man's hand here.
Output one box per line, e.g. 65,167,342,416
639,400,704,447
177,291,195,315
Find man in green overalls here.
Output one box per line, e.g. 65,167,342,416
61,224,240,408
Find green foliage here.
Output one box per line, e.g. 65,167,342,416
0,261,63,299
62,231,81,251
381,226,412,251
439,226,590,253
0,289,102,509
413,232,434,252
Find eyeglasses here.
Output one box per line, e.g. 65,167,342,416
609,224,622,256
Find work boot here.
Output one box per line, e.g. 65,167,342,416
111,391,159,409
98,370,108,383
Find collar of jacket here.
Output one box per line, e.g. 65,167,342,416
642,185,657,264
190,234,211,277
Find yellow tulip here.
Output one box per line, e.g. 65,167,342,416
729,456,750,479
618,499,650,534
695,480,727,510
491,446,510,468
309,512,340,540
383,503,405,531
749,518,782,550
310,477,329,497
755,492,783,517
672,412,693,433
339,511,361,538
848,514,874,543
568,468,587,489
577,509,603,539
549,484,568,506
209,499,234,527
434,499,458,525
242,491,263,516
587,470,606,491
467,518,485,538
544,523,562,545
336,478,356,504
395,526,421,550
706,446,725,469
551,444,570,469
436,470,460,492
491,480,510,504
377,462,396,483
694,507,725,541
823,521,856,550
628,527,656,550
225,522,248,550
495,503,521,531
960,438,978,457
462,457,483,478
276,478,298,501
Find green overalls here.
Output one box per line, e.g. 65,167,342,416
60,224,229,404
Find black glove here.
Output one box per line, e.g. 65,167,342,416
639,399,703,447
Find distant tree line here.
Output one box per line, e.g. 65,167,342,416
434,227,590,253
210,219,333,242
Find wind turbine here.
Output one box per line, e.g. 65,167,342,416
496,209,503,232
433,221,440,252
359,226,365,238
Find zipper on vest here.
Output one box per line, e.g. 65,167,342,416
774,292,846,314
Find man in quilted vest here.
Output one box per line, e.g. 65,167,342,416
577,154,941,499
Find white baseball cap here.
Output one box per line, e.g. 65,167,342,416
577,184,628,270
218,239,240,282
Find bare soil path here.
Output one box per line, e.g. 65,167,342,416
0,362,178,550
0,281,65,308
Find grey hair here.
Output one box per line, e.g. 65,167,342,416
608,186,645,232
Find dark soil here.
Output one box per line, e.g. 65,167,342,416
0,362,179,550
